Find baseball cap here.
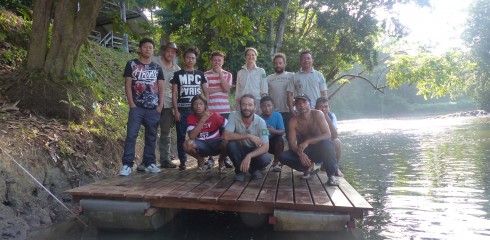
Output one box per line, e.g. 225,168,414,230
294,94,311,102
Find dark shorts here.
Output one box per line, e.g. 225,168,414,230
194,138,224,157
268,134,284,154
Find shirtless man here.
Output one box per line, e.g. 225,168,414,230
279,94,339,186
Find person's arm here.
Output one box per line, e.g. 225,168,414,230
260,69,268,97
172,84,180,121
223,130,262,145
201,82,209,100
287,117,300,154
157,79,164,112
220,71,231,93
235,71,242,109
287,91,295,116
187,112,212,140
124,77,136,108
324,113,338,140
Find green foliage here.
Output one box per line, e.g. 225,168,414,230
386,51,475,100
0,8,30,70
462,0,490,111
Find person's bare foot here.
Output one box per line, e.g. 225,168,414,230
335,169,344,177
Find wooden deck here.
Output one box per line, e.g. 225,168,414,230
65,161,372,220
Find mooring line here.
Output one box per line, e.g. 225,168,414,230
0,146,89,227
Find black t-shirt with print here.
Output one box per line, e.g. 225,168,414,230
123,59,164,109
170,70,207,109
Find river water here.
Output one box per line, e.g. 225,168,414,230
29,116,490,240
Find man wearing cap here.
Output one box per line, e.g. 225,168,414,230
286,50,328,114
279,94,339,186
148,42,181,169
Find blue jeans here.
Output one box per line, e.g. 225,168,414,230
226,141,271,174
122,106,161,167
279,139,337,177
176,108,192,165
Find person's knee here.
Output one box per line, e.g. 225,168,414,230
183,140,196,154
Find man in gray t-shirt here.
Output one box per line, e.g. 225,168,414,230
287,50,328,111
224,94,271,181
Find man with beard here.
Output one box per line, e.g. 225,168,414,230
266,53,294,136
224,94,271,181
279,94,339,186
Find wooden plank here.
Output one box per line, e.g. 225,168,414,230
292,170,313,205
182,170,232,200
256,166,280,204
144,169,201,199
275,165,294,204
199,171,236,203
308,172,333,206
164,173,214,200
317,171,352,207
238,165,271,202
219,172,250,202
338,177,373,209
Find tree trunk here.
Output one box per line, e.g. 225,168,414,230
274,0,290,54
26,0,54,70
10,0,104,120
120,1,129,53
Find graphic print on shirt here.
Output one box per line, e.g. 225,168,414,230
124,59,163,109
171,70,207,108
187,113,227,140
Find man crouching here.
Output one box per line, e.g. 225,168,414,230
279,94,339,186
184,95,228,173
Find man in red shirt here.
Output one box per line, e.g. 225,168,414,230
184,95,228,173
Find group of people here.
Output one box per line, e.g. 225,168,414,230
119,37,342,186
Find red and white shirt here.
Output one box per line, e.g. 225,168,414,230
204,70,232,114
187,112,228,140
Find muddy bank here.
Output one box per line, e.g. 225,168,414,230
0,111,123,239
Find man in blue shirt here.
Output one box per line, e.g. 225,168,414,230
260,96,285,172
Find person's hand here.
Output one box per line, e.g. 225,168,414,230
299,153,312,167
157,105,163,113
248,135,263,147
201,111,212,122
213,65,223,75
298,142,309,155
240,155,252,172
174,111,181,122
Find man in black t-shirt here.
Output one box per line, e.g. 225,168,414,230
171,46,208,170
120,38,164,176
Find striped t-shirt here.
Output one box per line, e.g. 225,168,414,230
204,69,232,114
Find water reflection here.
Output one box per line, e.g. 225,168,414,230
342,116,490,239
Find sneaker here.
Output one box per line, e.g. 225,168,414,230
119,165,132,176
160,161,177,168
234,172,245,181
272,163,282,172
224,158,233,168
301,162,322,180
136,163,146,172
205,158,215,167
147,164,161,173
252,170,263,179
196,164,211,173
178,163,186,171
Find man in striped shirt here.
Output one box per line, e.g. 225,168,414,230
204,51,234,168
204,51,232,119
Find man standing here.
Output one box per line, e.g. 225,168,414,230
235,47,268,112
120,38,163,176
145,42,180,169
204,51,234,168
266,53,294,136
224,94,271,181
171,47,208,170
287,51,328,113
279,94,339,186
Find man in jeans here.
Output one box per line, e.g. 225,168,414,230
224,94,271,181
279,94,339,186
147,42,181,169
120,38,164,176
